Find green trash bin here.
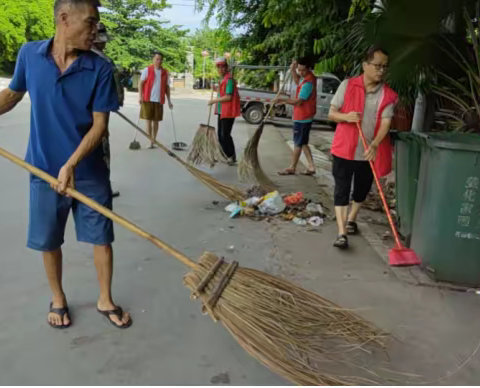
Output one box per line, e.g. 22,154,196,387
394,132,425,246
411,132,480,286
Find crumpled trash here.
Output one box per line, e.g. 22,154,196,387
306,203,324,215
240,197,262,207
230,207,243,218
225,203,245,218
258,191,286,215
293,217,307,226
225,203,240,212
307,216,324,227
284,192,304,206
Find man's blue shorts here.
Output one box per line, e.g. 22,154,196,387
293,121,313,147
28,177,114,251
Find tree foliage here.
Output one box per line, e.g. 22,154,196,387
188,27,233,79
101,0,188,72
194,0,354,88
0,0,190,74
0,0,55,71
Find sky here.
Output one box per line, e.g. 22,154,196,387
160,1,217,32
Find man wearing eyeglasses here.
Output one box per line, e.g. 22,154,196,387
328,46,398,250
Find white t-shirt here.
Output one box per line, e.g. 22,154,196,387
141,67,162,103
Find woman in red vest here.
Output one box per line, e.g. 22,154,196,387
207,57,241,165
328,46,397,250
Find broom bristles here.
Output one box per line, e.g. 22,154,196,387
238,123,276,191
187,124,227,168
184,253,390,386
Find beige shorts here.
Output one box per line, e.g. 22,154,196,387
140,102,163,122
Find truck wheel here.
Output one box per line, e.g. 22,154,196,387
244,104,264,125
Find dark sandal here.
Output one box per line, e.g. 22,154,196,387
48,302,71,329
346,221,359,235
278,168,295,176
97,306,132,329
333,235,349,250
301,170,316,176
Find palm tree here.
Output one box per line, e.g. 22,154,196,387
328,0,480,132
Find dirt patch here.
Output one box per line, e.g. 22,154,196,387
210,372,231,385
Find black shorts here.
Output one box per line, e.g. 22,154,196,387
293,121,312,146
332,155,374,206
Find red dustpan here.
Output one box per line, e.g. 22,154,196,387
357,123,421,267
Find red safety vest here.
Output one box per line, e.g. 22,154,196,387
293,72,317,121
331,75,398,177
215,73,241,119
142,65,169,104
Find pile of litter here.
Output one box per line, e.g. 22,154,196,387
224,191,326,227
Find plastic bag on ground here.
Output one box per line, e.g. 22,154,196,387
225,203,240,213
258,191,286,215
284,192,304,206
307,216,324,227
306,203,324,215
293,217,307,226
240,197,262,207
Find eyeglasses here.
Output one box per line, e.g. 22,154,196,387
368,62,389,71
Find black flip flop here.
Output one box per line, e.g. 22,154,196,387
333,235,349,250
47,302,71,329
346,221,359,235
97,306,132,329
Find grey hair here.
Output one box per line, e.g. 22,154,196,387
54,0,101,20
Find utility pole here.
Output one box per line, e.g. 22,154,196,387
202,50,208,89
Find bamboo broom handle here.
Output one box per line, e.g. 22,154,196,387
207,87,215,127
0,146,198,270
263,70,292,124
117,112,245,201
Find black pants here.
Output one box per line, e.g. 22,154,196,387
332,155,374,206
217,116,236,160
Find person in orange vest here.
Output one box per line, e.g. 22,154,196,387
207,57,241,165
328,46,398,250
274,57,317,176
138,52,173,149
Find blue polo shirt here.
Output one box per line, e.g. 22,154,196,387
9,39,120,182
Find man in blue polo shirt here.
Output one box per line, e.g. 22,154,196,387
0,0,131,329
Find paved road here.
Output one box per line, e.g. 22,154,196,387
0,95,286,385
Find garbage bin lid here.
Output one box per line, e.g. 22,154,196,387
423,132,480,152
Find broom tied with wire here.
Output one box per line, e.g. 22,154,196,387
117,112,244,202
0,145,392,386
237,70,292,190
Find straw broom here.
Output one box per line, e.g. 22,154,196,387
186,88,227,168
238,71,292,190
0,146,390,386
116,112,244,202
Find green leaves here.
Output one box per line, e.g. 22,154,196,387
0,0,54,64
100,0,188,72
189,27,234,79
